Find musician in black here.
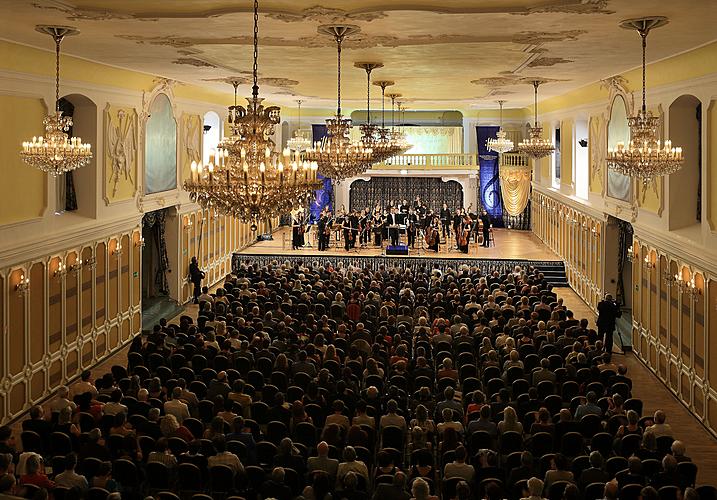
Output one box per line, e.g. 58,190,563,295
372,209,385,246
317,207,331,251
479,209,492,248
399,199,410,214
387,207,400,246
440,203,451,239
344,210,359,251
452,208,464,249
458,214,471,254
407,207,419,248
291,210,306,250
359,208,370,246
426,215,440,252
414,196,422,210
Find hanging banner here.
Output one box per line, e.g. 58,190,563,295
477,126,502,221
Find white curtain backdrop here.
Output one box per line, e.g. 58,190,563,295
351,126,463,154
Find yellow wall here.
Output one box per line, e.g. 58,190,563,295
532,190,603,310
0,229,141,424
560,118,574,189
0,95,47,224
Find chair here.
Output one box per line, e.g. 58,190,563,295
20,430,43,453
266,420,289,445
571,455,591,479
178,462,203,492
584,483,606,500
658,486,680,500
382,425,404,450
293,421,318,448
500,431,523,455
530,432,554,457
590,432,613,459
50,431,73,456
53,487,70,500
250,401,269,425
87,488,110,500
469,431,494,454
168,436,189,456
442,477,463,500
210,465,235,495
560,431,584,457
620,484,643,500
147,462,171,491
256,441,278,467
580,414,603,438
677,461,698,488
112,459,140,493
547,481,570,500
620,433,642,457
697,486,717,500
624,398,643,417
656,435,675,456
606,456,628,477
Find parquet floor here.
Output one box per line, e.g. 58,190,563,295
13,232,717,486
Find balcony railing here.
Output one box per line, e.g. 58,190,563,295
375,153,478,170
372,152,529,170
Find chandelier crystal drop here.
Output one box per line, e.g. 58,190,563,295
517,80,555,160
487,100,515,155
183,0,320,229
286,99,312,152
20,26,93,176
607,17,683,184
303,25,375,182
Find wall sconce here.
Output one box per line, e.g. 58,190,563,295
184,218,194,231
642,255,655,270
113,243,123,257
68,260,83,275
54,262,67,279
662,270,676,287
626,245,634,263
676,275,701,301
136,237,145,248
16,274,30,296
83,256,96,270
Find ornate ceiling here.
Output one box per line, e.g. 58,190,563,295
4,0,717,110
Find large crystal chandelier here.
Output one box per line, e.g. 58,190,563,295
20,26,92,176
286,99,312,152
607,17,683,183
517,80,555,160
355,62,393,163
183,0,320,230
303,25,374,181
487,100,515,155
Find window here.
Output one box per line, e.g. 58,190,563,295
575,120,589,199
552,126,561,188
202,111,222,165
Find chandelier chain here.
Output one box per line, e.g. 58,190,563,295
381,85,385,128
336,34,342,116
252,0,259,98
533,81,539,127
641,31,647,112
365,68,371,123
54,33,61,111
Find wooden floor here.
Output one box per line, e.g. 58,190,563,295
239,226,560,261
13,232,717,486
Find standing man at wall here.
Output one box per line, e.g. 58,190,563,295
597,293,622,354
189,256,205,304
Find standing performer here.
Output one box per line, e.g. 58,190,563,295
479,209,492,248
388,207,400,247
440,203,452,239
291,210,306,250
359,208,371,247
407,207,419,248
457,212,471,254
317,207,331,251
189,256,205,304
453,208,464,249
343,211,359,251
373,208,385,246
399,199,410,214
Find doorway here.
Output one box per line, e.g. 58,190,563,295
141,208,182,330
603,215,633,352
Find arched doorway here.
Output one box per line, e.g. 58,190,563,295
668,95,702,230
603,215,633,353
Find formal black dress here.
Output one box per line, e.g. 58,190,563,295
292,217,305,249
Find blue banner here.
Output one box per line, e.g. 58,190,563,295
309,125,333,222
477,126,502,223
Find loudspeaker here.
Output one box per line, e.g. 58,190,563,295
386,245,409,256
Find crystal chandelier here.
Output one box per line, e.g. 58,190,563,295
303,25,374,182
517,80,555,160
355,62,393,163
386,92,410,155
286,99,312,152
20,26,92,176
487,100,515,155
183,0,320,230
607,17,683,183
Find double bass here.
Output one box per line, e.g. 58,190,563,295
458,214,471,250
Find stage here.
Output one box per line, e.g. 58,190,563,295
233,227,569,287
240,226,559,260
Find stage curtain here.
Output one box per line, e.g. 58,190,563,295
349,177,462,213
142,209,171,295
499,165,532,216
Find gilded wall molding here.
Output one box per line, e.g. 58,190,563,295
103,104,138,204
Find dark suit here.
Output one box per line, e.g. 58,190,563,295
388,213,399,246
189,262,204,302
597,298,622,353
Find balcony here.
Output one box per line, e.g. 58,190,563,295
371,152,529,171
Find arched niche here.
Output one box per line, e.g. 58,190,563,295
668,94,701,230
144,93,177,194
202,111,222,165
58,94,98,218
606,94,632,202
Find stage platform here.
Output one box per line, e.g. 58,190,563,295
234,227,569,286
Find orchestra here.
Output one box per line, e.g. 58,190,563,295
286,199,495,254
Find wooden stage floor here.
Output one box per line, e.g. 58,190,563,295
239,226,560,261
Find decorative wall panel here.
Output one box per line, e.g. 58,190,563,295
349,177,463,213
104,105,138,203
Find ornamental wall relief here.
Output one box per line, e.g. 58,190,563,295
104,105,138,204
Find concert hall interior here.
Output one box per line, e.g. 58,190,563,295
2,1,717,499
